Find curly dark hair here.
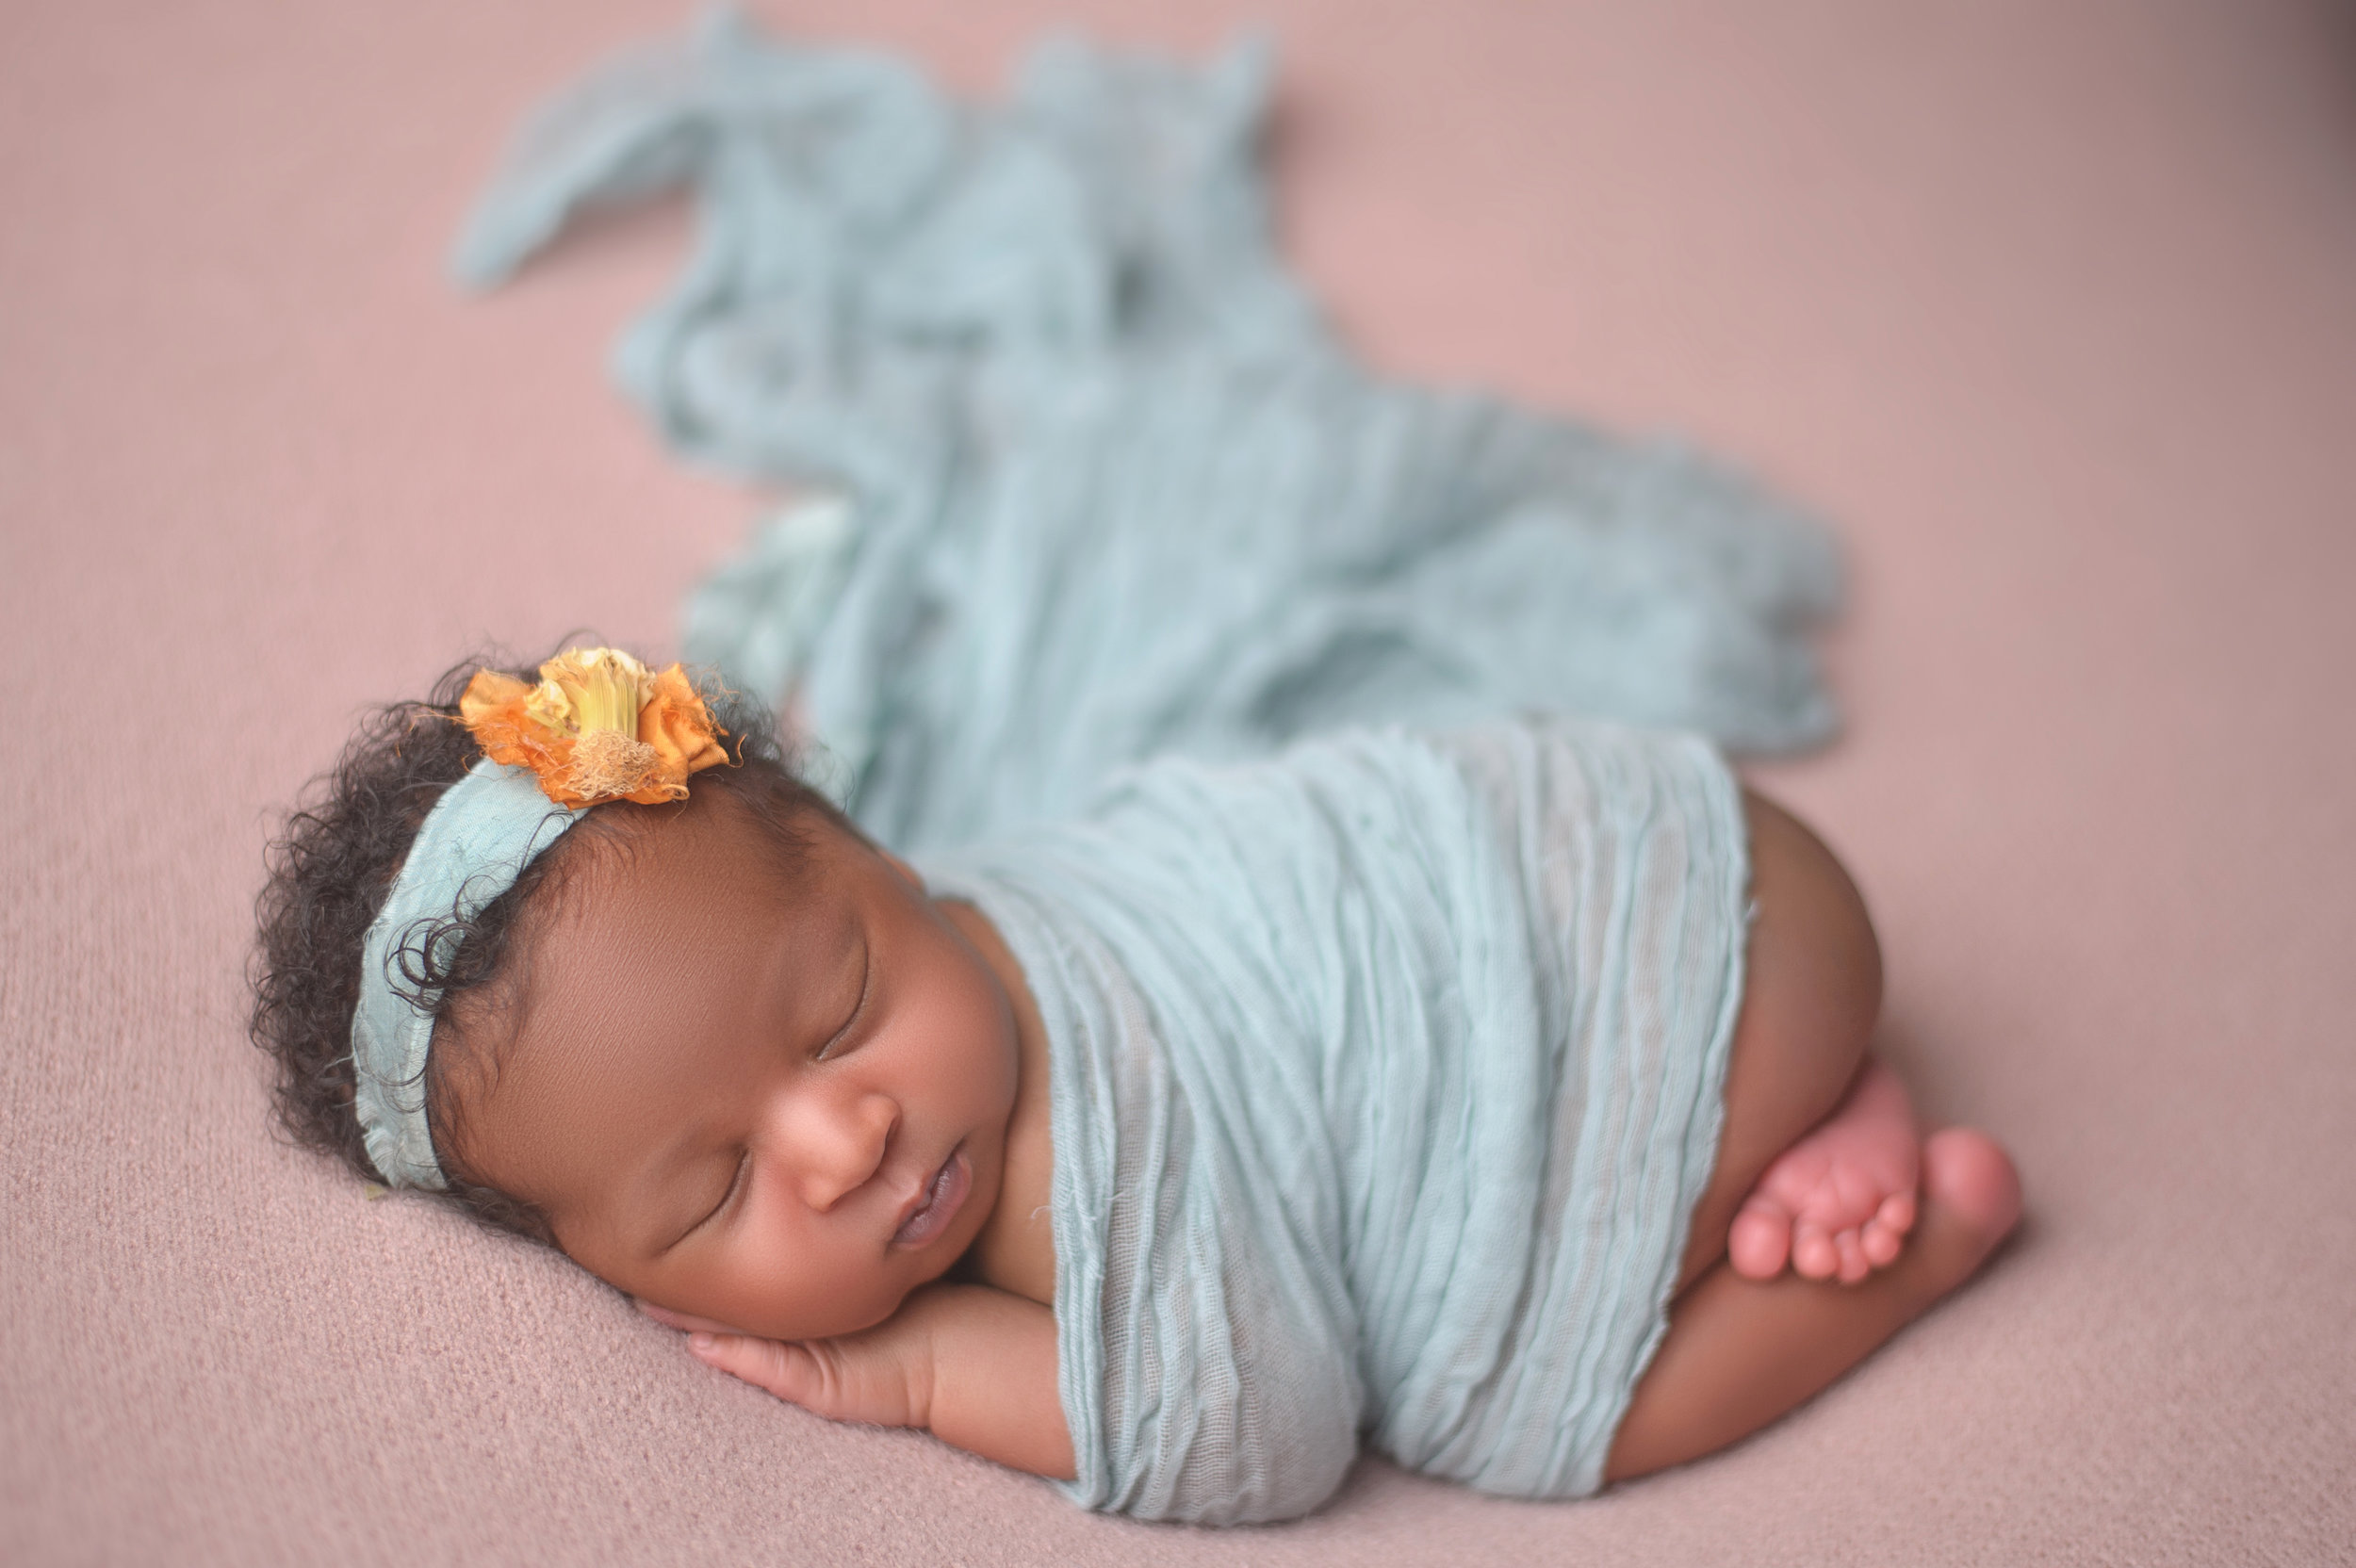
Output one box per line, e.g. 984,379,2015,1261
249,650,844,1245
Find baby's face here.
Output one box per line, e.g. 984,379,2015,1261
448,785,1021,1341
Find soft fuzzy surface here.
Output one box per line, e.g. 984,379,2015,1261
4,2,2351,1562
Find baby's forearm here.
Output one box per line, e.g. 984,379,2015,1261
918,1284,1073,1480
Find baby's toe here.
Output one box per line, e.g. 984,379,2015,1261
1728,1198,1793,1280
1875,1190,1917,1237
1860,1214,1906,1267
1791,1221,1840,1281
1834,1229,1871,1283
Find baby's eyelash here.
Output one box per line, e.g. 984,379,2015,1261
673,1151,747,1250
812,939,874,1062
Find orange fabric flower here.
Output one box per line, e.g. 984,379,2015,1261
458,647,730,807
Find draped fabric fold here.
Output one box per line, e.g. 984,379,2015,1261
453,9,1840,855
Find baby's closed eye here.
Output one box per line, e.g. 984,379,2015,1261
810,936,873,1062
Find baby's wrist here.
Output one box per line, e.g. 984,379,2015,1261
895,1290,953,1432
895,1282,1072,1479
900,1282,1019,1429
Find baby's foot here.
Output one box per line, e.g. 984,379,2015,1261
1728,1058,1921,1284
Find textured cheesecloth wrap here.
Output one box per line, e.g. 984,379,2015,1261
451,9,1840,856
450,10,1830,1522
922,717,1748,1522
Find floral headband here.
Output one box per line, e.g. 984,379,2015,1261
349,649,729,1189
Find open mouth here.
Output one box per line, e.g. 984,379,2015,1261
891,1143,971,1250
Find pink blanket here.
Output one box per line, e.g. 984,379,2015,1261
3,2,2350,1562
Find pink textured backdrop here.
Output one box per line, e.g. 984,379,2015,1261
5,2,2352,1562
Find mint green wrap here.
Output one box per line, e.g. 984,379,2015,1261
922,717,1748,1523
451,12,1840,856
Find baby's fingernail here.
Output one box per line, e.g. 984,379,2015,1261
689,1332,715,1352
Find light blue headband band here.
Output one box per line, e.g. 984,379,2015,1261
351,758,583,1189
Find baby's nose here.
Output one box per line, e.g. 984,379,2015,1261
792,1086,898,1212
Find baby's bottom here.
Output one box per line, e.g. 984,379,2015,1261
1603,792,2022,1483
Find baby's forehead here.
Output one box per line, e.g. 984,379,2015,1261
561,776,852,914
511,792,874,1031
461,791,870,1131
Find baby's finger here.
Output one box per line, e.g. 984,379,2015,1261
688,1331,920,1429
689,1331,812,1401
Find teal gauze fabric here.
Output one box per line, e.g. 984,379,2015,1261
451,10,1839,856
923,717,1747,1522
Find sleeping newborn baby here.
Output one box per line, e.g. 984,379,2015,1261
252,647,2021,1524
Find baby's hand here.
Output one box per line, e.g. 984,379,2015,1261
639,1295,941,1431
639,1285,1072,1478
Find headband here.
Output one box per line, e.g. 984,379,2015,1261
351,761,581,1188
348,648,729,1189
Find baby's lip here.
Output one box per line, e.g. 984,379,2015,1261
891,1142,970,1250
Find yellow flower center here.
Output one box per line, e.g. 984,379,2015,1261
522,647,654,738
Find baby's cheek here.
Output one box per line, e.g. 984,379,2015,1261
725,1233,922,1342
951,959,1023,1106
